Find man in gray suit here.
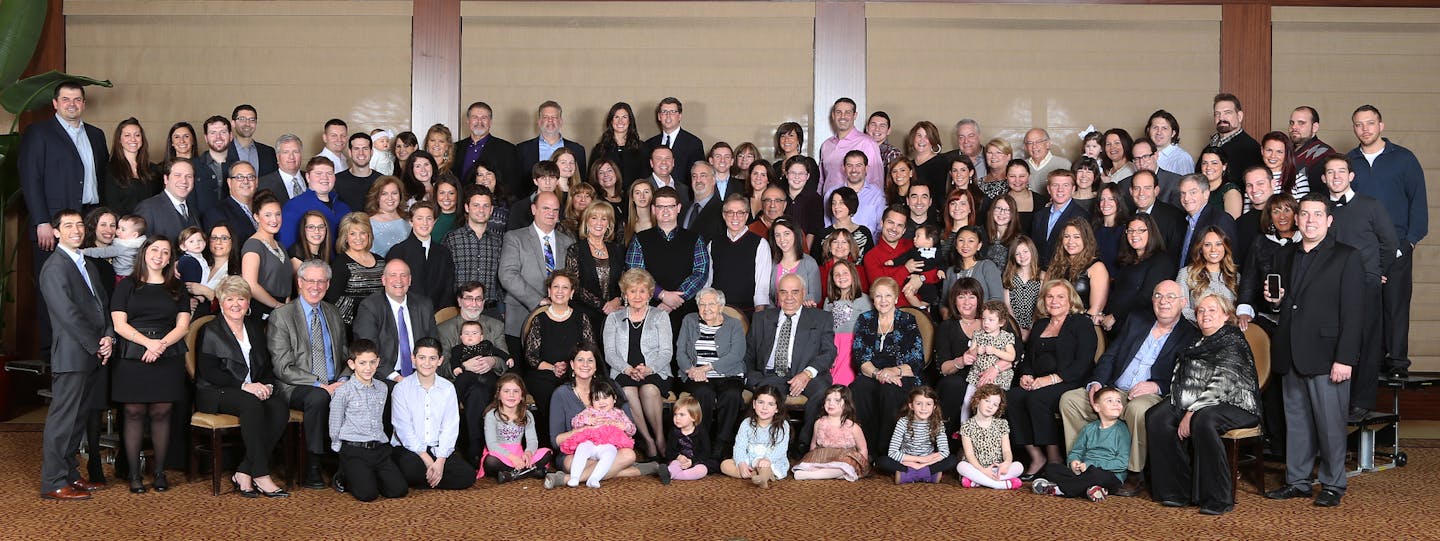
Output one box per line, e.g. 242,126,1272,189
133,158,200,242
268,259,351,489
498,191,573,354
743,274,836,450
352,259,439,384
39,209,115,500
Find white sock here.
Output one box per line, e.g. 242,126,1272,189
959,384,978,423
587,445,618,487
569,441,596,486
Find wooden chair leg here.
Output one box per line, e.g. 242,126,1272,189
281,423,295,489
1251,438,1265,494
1227,438,1240,502
187,427,199,483
211,428,223,496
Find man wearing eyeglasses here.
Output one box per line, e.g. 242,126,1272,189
1059,279,1198,497
269,259,351,489
645,97,705,189
1024,128,1072,192
707,195,773,312
1125,138,1183,208
202,161,260,240
626,186,710,328
229,104,277,177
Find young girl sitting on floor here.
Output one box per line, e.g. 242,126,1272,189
793,385,870,481
959,301,1017,423
560,380,635,488
1032,386,1129,502
480,374,551,483
664,396,715,482
721,385,790,488
957,384,1024,489
879,386,958,484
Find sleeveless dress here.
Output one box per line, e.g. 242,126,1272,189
793,418,871,480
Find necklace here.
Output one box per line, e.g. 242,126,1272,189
546,305,571,319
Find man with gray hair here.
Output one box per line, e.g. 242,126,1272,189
1175,173,1238,268
942,119,986,179
268,259,351,489
1024,128,1072,191
259,134,307,205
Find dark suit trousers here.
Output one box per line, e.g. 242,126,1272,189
1352,278,1384,410
456,371,499,462
749,372,831,449
524,370,564,447
1382,245,1413,371
339,442,408,502
289,385,333,455
1007,382,1080,446
849,375,915,456
683,377,745,460
1146,402,1259,508
41,368,99,492
392,447,477,490
216,389,290,477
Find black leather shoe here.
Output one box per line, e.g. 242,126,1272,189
151,472,169,492
302,468,325,489
1159,499,1191,508
1266,485,1312,500
232,475,258,498
1199,504,1233,515
258,486,291,498
1115,473,1144,497
333,470,347,493
129,474,148,494
1314,488,1343,507
1348,407,1371,422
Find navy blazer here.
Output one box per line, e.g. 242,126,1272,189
134,190,201,242
351,292,440,379
1179,204,1238,265
231,140,278,177
202,196,257,241
1031,200,1092,263
19,116,109,229
645,128,706,188
515,137,586,198
195,317,275,412
1091,313,1198,395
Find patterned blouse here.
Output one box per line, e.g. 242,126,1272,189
960,417,1009,466
967,329,1016,389
329,252,384,325
852,309,925,386
1007,274,1042,330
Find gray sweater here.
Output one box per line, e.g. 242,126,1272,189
675,313,747,379
602,307,674,379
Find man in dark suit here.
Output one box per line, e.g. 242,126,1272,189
1264,195,1364,508
1128,170,1186,260
515,100,585,200
1060,279,1199,496
352,259,440,385
743,274,836,449
268,259,351,488
19,82,108,357
38,210,114,500
1031,169,1091,263
202,162,260,241
1208,93,1263,187
1175,174,1238,267
643,146,691,208
230,104,277,177
1124,138,1184,207
1320,154,1397,417
134,159,201,241
707,143,744,199
1233,165,1275,267
681,161,725,242
258,134,307,205
385,201,457,311
645,97,705,189
192,115,238,217
453,101,520,191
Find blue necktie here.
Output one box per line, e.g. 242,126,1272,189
398,305,413,376
543,235,555,272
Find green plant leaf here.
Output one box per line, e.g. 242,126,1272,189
0,0,46,90
0,71,112,116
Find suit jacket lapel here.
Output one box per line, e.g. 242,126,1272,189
50,117,83,162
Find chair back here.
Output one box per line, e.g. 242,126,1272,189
185,315,217,379
899,307,935,366
1244,324,1272,390
1094,325,1107,363
434,306,460,325
521,306,547,342
722,305,750,335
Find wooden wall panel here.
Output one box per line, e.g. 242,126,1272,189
459,1,815,160
866,3,1221,162
1220,3,1271,135
1274,6,1440,372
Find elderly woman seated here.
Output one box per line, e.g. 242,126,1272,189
1145,294,1261,516
675,287,748,462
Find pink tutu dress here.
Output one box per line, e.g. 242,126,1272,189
559,407,636,455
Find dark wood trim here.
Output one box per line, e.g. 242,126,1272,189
411,0,460,136
1220,2,1271,135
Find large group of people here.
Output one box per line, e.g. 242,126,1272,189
24,83,1424,515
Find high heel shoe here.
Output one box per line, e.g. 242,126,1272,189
152,472,169,493
129,474,148,494
256,485,290,498
232,474,258,498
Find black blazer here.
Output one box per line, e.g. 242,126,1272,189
18,116,109,229
1330,194,1398,280
515,137,586,198
190,150,239,217
257,170,303,206
743,307,836,383
453,135,521,195
1031,200,1092,263
134,191,201,241
1092,313,1198,395
385,234,458,311
1022,314,1097,384
231,140,278,178
1270,235,1364,376
1179,204,1239,265
1219,132,1262,187
351,292,440,379
195,317,275,413
1233,209,1262,267
202,196,257,241
1137,202,1186,261
682,193,725,242
645,129,706,188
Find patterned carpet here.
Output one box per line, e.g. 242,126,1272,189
4,432,1437,540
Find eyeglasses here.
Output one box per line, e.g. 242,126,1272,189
762,198,786,204
1125,228,1148,234
1133,153,1155,161
722,210,748,216
653,203,680,210
210,235,232,241
299,277,330,285
1152,293,1182,302
1023,138,1049,146
460,295,484,303
304,224,327,231
230,174,257,181
658,109,681,116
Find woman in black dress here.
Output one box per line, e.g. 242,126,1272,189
590,102,649,185
564,201,624,340
1101,214,1173,333
523,270,596,446
110,236,191,493
102,117,158,215
1045,218,1109,323
1009,279,1096,478
933,278,985,433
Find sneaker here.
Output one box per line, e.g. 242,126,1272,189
1008,478,1023,490
1086,485,1108,502
1031,478,1057,496
543,472,565,490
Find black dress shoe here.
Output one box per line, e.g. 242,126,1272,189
231,475,258,498
1313,488,1343,507
1199,504,1233,515
1115,474,1144,497
1348,407,1371,422
129,474,148,494
152,472,169,492
1266,485,1312,500
258,486,291,498
1159,499,1191,508
333,470,347,493
496,468,519,484
302,469,326,489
